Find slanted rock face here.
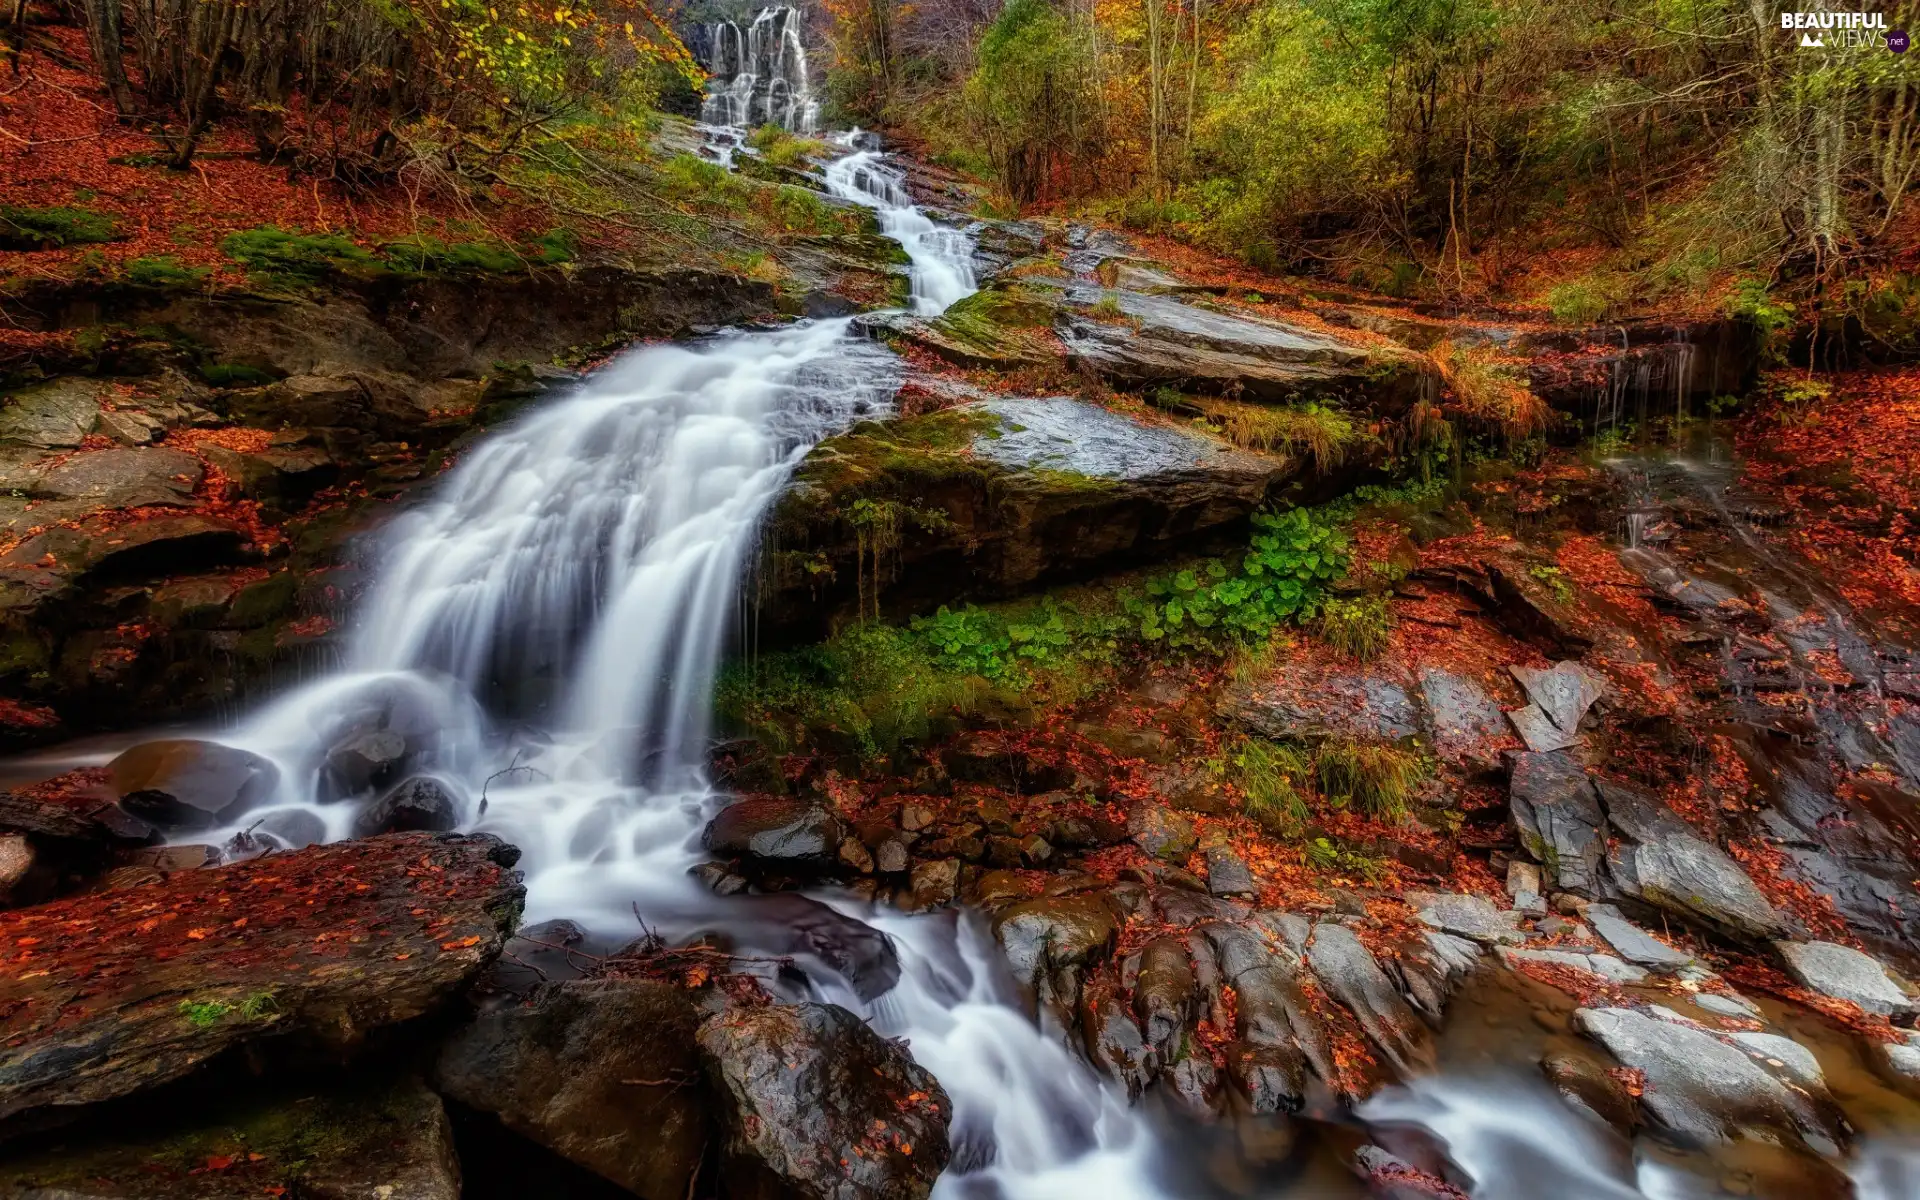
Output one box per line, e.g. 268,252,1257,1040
435,977,708,1199
993,893,1121,987
764,396,1296,638
1600,780,1785,940
25,447,204,508
0,831,523,1123
1774,940,1920,1018
697,1001,952,1200
1506,750,1608,895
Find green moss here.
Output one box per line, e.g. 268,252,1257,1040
228,573,297,628
122,255,211,289
382,234,523,274
200,362,277,388
0,205,121,250
220,227,384,288
748,123,831,169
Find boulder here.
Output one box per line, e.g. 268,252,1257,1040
1418,668,1510,761
0,768,153,846
1500,946,1649,986
697,1001,952,1200
1774,940,1919,1018
992,893,1120,987
1232,673,1422,743
25,448,204,509
1599,781,1785,940
1541,1050,1640,1135
435,977,707,1199
201,441,339,504
766,396,1293,638
1144,764,1233,815
1205,845,1257,897
1132,936,1197,1057
1507,750,1606,895
1391,931,1482,1020
0,1072,460,1199
0,832,522,1122
1202,923,1335,1099
903,857,960,912
107,738,280,831
1573,1006,1843,1152
1128,805,1197,863
353,776,461,838
703,796,847,872
322,727,410,797
1080,988,1157,1099
2,514,252,580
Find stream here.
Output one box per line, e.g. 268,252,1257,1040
17,135,1920,1198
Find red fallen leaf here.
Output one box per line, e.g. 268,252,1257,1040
185,929,211,940
439,935,483,950
205,1154,234,1170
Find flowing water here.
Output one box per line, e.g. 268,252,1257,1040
697,5,818,133
50,133,1920,1198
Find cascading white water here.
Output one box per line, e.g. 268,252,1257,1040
824,139,976,315
208,140,1174,1199
699,5,819,133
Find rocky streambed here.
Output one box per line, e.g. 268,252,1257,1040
2,135,1916,1200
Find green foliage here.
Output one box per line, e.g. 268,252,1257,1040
1304,836,1388,882
1546,279,1618,325
528,227,579,265
1126,508,1349,648
1316,594,1393,660
663,152,752,206
221,227,384,286
772,185,834,233
748,124,830,169
1528,564,1574,604
1234,737,1311,834
0,205,121,250
123,256,210,289
1727,277,1795,364
178,999,233,1028
383,234,523,274
965,0,1100,204
199,362,278,387
1315,739,1429,821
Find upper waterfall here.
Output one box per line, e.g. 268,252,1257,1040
698,5,818,132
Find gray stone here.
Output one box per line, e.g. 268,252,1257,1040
1585,903,1695,973
1129,804,1197,862
1508,703,1583,753
1205,845,1256,897
1306,922,1430,1075
1509,662,1605,736
698,1001,951,1200
992,894,1119,986
1233,673,1421,743
27,448,203,509
1506,860,1546,916
1729,1031,1826,1091
1501,947,1649,985
1507,750,1606,894
1420,668,1510,758
96,407,166,445
1774,940,1919,1018
1600,781,1784,940
1573,1006,1842,1151
969,395,1274,482
1200,923,1337,1092
904,857,960,912
0,379,104,447
1392,930,1482,1020
1411,891,1525,946
1695,992,1763,1020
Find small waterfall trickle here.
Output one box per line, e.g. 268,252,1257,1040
698,5,819,133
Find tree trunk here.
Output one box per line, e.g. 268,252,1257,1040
82,0,138,116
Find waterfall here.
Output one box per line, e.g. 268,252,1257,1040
699,5,818,133
210,140,1174,1198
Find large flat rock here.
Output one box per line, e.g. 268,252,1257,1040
0,831,523,1123
764,397,1294,636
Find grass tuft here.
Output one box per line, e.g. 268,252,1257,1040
1315,739,1428,821
1234,737,1311,834
1316,594,1393,660
1430,339,1549,440
1202,399,1359,469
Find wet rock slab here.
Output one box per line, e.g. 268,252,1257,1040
0,1071,459,1198
0,831,523,1123
1773,940,1919,1019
